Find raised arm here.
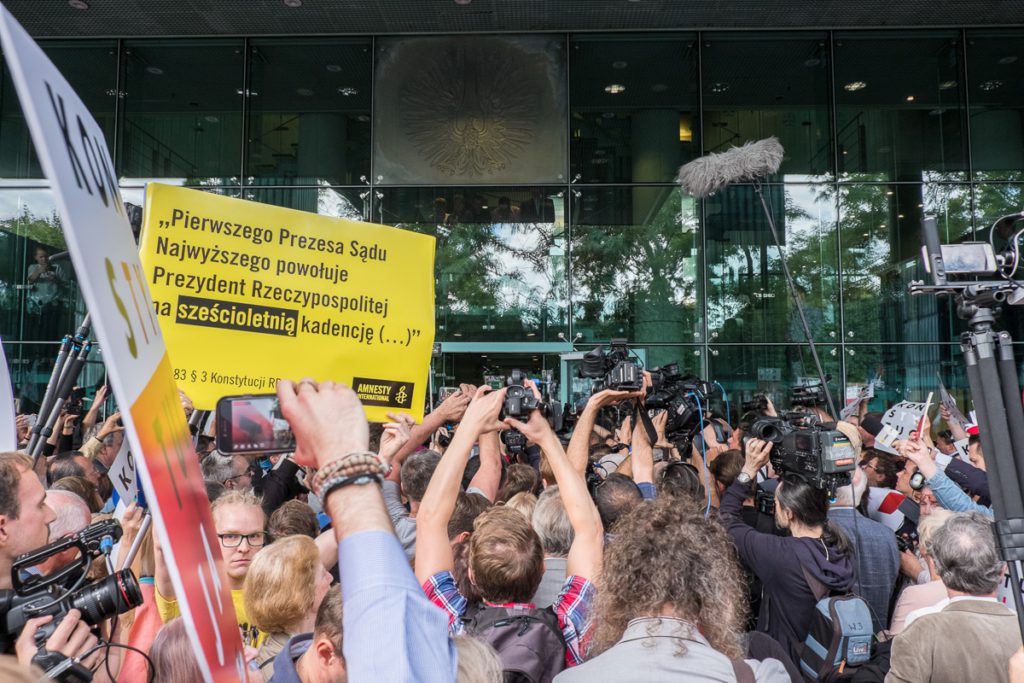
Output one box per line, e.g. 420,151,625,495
277,378,457,683
414,386,507,584
566,388,643,475
505,381,603,581
392,385,473,463
468,431,502,502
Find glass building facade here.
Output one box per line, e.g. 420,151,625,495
2,29,1022,414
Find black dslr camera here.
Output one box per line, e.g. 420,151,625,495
646,363,716,440
578,339,643,393
745,412,856,494
1,519,143,681
64,386,87,417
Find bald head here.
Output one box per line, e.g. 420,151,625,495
45,489,92,541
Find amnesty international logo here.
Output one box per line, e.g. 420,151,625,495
352,377,414,410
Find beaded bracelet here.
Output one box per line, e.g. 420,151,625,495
311,451,389,496
319,473,382,502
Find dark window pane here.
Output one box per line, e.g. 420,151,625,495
834,31,967,181
377,187,568,343
120,40,244,181
702,33,832,178
571,186,700,344
570,34,698,184
247,38,371,186
967,30,1024,181
705,183,838,344
1,41,118,180
708,344,843,419
844,344,969,414
838,183,971,344
4,342,106,414
0,189,86,342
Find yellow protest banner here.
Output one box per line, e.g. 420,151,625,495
139,184,435,421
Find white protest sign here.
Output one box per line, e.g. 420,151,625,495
0,341,16,451
841,382,875,421
953,437,970,461
0,8,246,681
108,436,138,505
875,401,930,454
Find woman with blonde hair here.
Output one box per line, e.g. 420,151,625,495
243,534,333,668
887,508,955,636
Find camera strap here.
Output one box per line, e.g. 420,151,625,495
632,400,659,447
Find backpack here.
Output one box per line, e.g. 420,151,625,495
798,567,874,682
462,604,568,683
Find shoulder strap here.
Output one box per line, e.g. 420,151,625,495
730,658,757,683
801,564,832,601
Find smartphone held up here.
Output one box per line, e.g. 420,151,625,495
215,394,296,455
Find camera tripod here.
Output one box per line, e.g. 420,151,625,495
911,284,1024,637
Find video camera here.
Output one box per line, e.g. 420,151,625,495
742,394,769,415
646,363,716,442
0,519,143,680
745,412,855,494
578,339,643,393
790,381,829,409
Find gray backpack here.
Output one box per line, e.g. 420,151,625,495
462,604,567,683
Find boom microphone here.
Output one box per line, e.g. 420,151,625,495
676,137,784,199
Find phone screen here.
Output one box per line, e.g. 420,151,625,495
216,394,295,455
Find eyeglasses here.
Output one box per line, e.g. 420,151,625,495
217,532,266,548
859,462,877,472
224,470,253,485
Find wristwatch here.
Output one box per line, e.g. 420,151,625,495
736,471,753,485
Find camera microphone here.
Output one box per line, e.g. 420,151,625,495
677,137,784,199
75,519,123,555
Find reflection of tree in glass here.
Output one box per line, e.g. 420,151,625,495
570,187,700,345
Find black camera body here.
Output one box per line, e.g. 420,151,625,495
501,428,528,457
502,370,543,419
746,413,856,493
578,339,643,393
755,488,776,516
1,520,143,657
64,386,86,417
742,394,769,415
646,363,715,438
896,528,920,554
790,382,828,409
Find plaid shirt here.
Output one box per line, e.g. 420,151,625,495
422,570,595,667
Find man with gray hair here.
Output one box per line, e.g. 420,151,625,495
827,457,899,635
532,485,574,606
201,451,254,493
887,511,1022,683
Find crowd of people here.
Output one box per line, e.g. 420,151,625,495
1,371,1023,683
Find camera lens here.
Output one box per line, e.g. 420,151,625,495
70,570,143,626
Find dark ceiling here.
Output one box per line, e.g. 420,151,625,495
3,0,1023,38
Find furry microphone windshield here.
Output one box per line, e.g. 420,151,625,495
676,137,784,199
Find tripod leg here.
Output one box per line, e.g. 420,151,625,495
995,331,1024,501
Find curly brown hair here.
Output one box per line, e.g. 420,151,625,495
589,497,748,659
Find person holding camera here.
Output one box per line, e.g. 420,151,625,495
0,453,108,675
718,438,855,663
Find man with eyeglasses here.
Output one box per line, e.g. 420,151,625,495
154,489,269,647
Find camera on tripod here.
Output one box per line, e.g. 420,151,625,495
744,412,855,493
0,519,143,676
578,339,643,393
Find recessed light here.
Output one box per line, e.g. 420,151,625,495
356,114,371,122
604,84,625,94
651,83,668,93
455,0,472,5
283,0,302,7
68,0,89,9
980,80,1003,91
998,55,1018,65
905,95,915,102
338,86,359,96
612,61,628,69
295,87,314,96
710,82,729,93
325,64,342,73
843,81,867,92
204,115,219,123
804,58,821,67
938,80,957,90
601,112,616,119
886,191,894,196
146,66,164,75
